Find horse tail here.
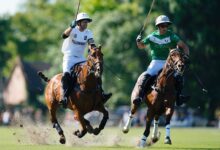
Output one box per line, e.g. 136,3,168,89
38,71,50,82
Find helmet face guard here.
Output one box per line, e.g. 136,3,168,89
76,12,92,23
155,15,172,26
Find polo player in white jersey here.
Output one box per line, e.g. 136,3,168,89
60,12,112,108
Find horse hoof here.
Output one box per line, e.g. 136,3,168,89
151,137,159,143
164,136,172,145
59,135,66,144
74,130,80,136
93,128,100,135
77,130,87,138
151,131,161,143
122,127,129,134
86,126,94,134
137,139,146,148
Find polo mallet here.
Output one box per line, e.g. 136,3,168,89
139,0,156,36
74,0,81,21
191,71,208,93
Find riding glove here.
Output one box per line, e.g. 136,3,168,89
136,34,142,42
70,20,76,28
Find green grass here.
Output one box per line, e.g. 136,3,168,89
0,126,220,150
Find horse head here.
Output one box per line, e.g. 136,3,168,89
167,48,185,76
87,45,103,78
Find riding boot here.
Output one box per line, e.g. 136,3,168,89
132,73,152,106
60,72,71,108
175,75,190,106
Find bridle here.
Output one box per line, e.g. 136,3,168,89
86,49,103,78
166,49,185,76
155,49,185,93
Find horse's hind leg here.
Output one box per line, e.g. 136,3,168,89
49,105,66,144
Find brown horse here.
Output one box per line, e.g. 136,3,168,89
38,45,109,144
123,48,186,147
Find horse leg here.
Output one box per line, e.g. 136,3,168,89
150,115,161,144
123,75,147,134
122,101,138,133
164,107,174,145
138,109,154,148
84,118,94,134
93,106,109,135
49,108,66,144
73,111,87,138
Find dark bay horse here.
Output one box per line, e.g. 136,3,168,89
38,46,109,144
123,48,186,147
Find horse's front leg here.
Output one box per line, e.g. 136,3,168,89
84,118,94,134
150,115,161,144
138,108,154,148
164,107,174,145
73,111,87,138
93,106,109,135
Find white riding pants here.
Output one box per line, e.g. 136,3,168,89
145,60,166,76
62,56,86,73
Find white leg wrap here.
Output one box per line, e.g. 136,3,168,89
152,120,159,138
165,124,171,137
138,135,147,148
122,113,133,133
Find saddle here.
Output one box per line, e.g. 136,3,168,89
145,69,163,93
69,61,86,91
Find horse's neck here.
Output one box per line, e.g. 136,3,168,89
156,61,174,89
77,63,98,90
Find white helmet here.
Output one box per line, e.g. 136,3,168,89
155,15,172,26
76,12,92,23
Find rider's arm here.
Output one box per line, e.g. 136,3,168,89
61,27,72,39
177,40,189,56
62,20,76,39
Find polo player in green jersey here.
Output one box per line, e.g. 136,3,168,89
132,15,190,107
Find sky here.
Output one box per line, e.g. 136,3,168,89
0,0,26,15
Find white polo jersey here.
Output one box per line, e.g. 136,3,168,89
61,27,93,59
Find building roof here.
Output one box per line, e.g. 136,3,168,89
3,57,50,105
20,59,50,93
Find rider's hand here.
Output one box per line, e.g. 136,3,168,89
70,20,76,28
136,34,142,42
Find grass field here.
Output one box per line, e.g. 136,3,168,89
0,125,220,150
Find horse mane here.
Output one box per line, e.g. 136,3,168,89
155,48,182,90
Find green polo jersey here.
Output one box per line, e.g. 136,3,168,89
142,30,180,60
